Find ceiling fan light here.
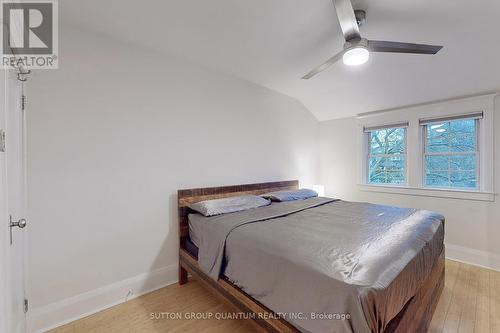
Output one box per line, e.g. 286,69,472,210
343,47,369,66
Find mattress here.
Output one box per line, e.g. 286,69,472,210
188,197,444,333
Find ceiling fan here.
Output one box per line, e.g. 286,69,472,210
302,0,443,79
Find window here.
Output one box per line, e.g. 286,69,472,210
359,95,494,201
366,125,406,185
423,118,479,189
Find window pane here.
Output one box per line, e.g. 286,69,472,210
425,155,449,171
369,169,386,184
387,128,405,143
370,134,384,154
451,134,475,152
368,126,406,185
370,128,405,154
428,122,449,138
427,123,449,152
424,118,478,189
387,139,404,154
450,119,475,135
369,156,386,184
386,171,405,184
386,155,405,170
369,157,385,170
369,156,406,171
425,171,449,187
426,135,449,153
450,154,476,171
450,171,477,188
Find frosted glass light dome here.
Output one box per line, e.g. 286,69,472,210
343,47,369,66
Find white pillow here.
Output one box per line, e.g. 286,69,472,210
189,195,271,217
261,188,318,202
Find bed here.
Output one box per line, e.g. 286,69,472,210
178,180,444,333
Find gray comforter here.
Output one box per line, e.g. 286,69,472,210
189,197,444,333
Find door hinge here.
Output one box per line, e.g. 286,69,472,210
21,94,27,111
24,299,28,313
0,129,5,152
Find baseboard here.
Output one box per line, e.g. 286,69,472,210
28,263,178,333
445,243,500,272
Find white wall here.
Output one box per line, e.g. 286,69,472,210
320,96,500,271
26,25,319,331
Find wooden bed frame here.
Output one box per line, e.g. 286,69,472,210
178,180,444,333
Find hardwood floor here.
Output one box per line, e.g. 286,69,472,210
428,260,500,333
49,260,500,333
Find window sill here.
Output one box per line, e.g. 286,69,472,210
357,184,496,202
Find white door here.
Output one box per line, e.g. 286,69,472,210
0,69,28,333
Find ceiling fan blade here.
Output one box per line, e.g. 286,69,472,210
368,40,443,54
302,50,345,79
332,0,360,41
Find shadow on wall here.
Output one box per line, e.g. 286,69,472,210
136,193,179,321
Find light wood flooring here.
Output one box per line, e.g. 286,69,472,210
49,260,500,333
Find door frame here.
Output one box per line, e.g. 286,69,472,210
1,65,10,333
1,68,28,333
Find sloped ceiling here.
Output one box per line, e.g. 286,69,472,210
62,0,500,120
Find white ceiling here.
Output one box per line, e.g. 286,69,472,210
62,0,500,120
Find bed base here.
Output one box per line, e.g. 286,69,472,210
177,180,444,332
180,248,298,332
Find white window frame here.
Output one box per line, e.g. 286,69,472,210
366,126,408,186
421,118,480,190
357,94,496,202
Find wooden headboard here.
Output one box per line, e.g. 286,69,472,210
177,180,299,245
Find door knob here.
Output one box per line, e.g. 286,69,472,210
10,216,27,229
9,215,27,245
